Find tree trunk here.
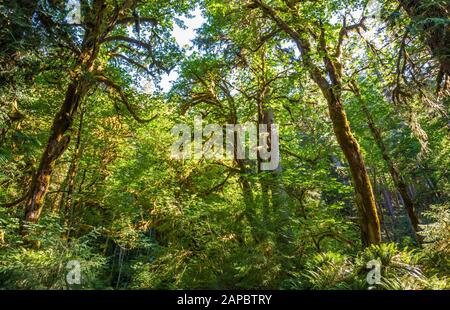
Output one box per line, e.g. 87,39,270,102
64,108,85,216
327,94,381,246
263,108,292,244
351,82,421,239
382,187,395,219
252,0,381,246
237,158,261,242
23,80,89,225
372,170,394,242
22,0,107,226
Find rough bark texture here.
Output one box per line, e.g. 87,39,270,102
253,0,381,245
351,82,421,239
23,0,110,226
23,80,88,224
64,108,85,216
326,93,381,246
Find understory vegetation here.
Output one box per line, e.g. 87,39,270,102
0,0,449,289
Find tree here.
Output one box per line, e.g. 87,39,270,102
350,80,421,240
20,0,189,227
0,0,448,291
398,0,450,77
250,0,381,245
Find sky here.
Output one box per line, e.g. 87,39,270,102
156,6,376,93
63,1,204,94
157,8,206,93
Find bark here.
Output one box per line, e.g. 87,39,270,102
382,187,395,219
230,114,258,239
23,79,89,225
64,108,85,216
399,0,450,76
256,83,271,225
22,0,109,226
55,109,85,216
372,173,393,242
264,108,292,243
326,92,381,246
253,0,381,245
255,75,287,235
20,0,157,228
351,82,421,239
237,157,261,242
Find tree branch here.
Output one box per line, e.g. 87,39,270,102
335,16,367,59
95,75,157,123
116,16,157,26
109,52,151,74
252,0,331,92
100,35,154,55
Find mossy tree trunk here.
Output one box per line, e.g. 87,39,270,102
64,108,85,218
254,0,381,245
351,82,421,241
325,91,381,246
23,79,90,225
23,1,108,226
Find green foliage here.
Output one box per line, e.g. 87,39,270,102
302,252,354,290
0,214,107,289
284,240,449,290
0,0,448,290
418,204,450,274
